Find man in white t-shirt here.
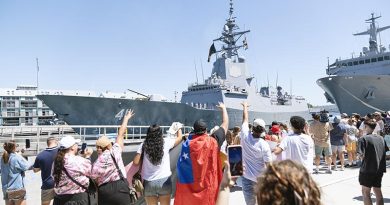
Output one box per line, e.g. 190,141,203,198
239,102,272,205
273,116,314,173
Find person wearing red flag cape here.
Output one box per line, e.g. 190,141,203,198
174,102,228,205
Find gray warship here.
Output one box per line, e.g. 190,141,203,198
37,1,310,129
317,13,390,115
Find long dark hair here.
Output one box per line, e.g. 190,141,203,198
53,148,68,186
144,124,164,166
2,141,16,164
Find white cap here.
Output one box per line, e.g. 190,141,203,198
253,119,266,128
167,122,183,135
59,135,81,149
333,116,341,124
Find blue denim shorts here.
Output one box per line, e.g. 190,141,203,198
143,176,172,197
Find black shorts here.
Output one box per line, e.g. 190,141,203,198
359,172,384,188
54,192,89,205
98,179,131,205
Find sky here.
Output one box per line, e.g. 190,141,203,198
0,0,389,106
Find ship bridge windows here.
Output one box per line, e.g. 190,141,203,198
371,58,377,63
359,60,364,65
378,56,384,61
348,62,353,66
353,61,358,65
385,56,390,60
365,59,371,64
341,63,347,67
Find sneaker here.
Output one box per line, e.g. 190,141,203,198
325,169,332,174
340,166,345,171
344,164,351,168
313,169,319,174
331,166,337,171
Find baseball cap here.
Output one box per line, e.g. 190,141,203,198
271,125,281,134
253,119,266,128
373,111,381,116
59,136,81,149
167,122,184,135
341,113,348,118
96,135,111,148
193,119,207,134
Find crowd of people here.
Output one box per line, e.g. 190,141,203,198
1,104,389,205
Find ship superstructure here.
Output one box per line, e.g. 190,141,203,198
317,13,390,114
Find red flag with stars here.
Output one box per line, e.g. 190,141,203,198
174,133,222,205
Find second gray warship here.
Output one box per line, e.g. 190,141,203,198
317,14,390,115
37,1,310,129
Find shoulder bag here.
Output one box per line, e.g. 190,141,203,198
110,153,140,203
131,146,144,193
63,168,98,205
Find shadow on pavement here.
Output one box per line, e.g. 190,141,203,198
353,195,390,203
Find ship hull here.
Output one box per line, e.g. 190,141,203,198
37,95,310,129
317,75,390,115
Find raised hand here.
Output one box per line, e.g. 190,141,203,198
241,102,249,108
124,109,135,121
216,102,226,110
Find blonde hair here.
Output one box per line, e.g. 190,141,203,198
257,160,321,205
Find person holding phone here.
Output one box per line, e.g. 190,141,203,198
227,145,243,177
239,102,272,205
53,136,93,205
80,143,87,155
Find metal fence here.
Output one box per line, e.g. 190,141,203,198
0,125,193,155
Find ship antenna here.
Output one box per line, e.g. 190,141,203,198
276,72,279,88
194,60,199,85
229,0,234,18
378,22,382,49
200,58,205,83
36,57,40,90
267,73,270,88
255,78,258,92
174,91,178,103
211,0,250,60
327,57,330,75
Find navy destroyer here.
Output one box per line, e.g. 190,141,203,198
317,13,390,115
37,1,310,129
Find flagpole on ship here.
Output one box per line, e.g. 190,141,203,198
36,57,40,91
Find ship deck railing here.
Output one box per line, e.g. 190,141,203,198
0,125,193,155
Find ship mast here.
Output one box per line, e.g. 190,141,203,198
353,13,390,53
212,0,250,60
